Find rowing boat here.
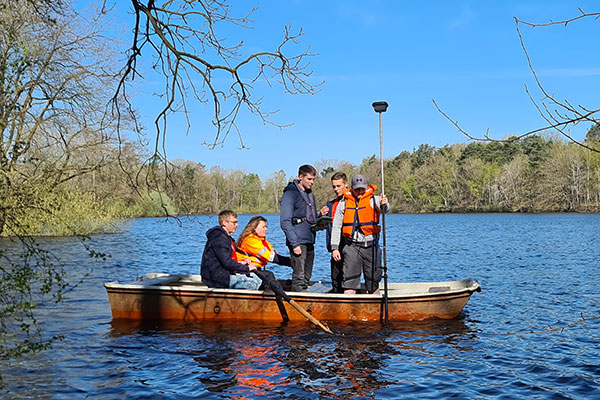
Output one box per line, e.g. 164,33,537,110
105,273,481,322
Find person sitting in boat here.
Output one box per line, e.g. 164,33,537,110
236,216,291,269
201,210,261,290
330,174,389,295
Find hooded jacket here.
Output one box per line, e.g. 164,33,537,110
201,225,251,288
279,180,317,248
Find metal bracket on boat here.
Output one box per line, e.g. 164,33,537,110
214,302,221,314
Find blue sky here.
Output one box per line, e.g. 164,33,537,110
128,1,600,179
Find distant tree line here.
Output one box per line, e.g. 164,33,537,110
164,131,600,216
382,132,600,213
4,131,599,240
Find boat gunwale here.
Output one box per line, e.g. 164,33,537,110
104,278,481,302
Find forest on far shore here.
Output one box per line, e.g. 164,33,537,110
165,130,600,216
6,129,599,237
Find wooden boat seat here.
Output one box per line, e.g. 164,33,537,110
275,280,332,293
307,282,332,293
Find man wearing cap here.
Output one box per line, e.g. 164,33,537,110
330,174,389,294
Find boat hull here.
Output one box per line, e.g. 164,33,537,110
105,274,481,323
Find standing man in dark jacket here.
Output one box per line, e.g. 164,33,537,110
201,210,260,290
280,164,328,292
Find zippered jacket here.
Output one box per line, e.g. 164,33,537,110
280,180,317,248
201,226,251,288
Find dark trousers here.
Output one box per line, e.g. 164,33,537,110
330,257,344,293
289,244,315,292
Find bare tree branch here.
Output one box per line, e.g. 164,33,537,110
435,8,600,153
112,0,322,163
516,8,600,27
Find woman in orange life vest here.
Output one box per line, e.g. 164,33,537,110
236,216,291,269
330,174,389,295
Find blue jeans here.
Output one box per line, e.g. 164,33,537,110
229,273,261,290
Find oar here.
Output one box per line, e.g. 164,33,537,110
253,269,333,334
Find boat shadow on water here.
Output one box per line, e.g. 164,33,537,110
109,315,477,338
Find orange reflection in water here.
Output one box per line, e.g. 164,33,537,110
225,338,290,399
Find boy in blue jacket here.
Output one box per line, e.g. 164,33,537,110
280,165,328,292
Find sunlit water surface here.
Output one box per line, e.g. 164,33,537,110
2,214,599,399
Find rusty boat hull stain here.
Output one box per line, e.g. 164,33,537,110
105,274,481,323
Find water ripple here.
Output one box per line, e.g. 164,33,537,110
2,214,600,399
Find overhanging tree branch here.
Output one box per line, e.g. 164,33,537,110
113,0,322,160
435,8,599,153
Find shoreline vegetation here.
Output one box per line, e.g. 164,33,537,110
3,134,600,238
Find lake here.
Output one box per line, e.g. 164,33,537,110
1,213,599,399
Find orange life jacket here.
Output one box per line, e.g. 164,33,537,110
236,233,275,268
230,236,239,261
341,185,381,237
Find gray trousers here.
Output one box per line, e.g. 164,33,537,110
342,244,382,293
289,244,315,292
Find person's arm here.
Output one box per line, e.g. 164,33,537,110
280,191,299,248
273,253,291,267
243,236,276,264
213,235,252,274
320,205,329,216
374,195,390,214
330,200,345,250
331,200,345,261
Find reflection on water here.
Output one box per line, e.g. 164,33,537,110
105,318,479,399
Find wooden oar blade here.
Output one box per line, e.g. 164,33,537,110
289,299,333,334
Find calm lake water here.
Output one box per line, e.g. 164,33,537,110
1,213,599,399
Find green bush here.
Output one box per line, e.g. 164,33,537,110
130,190,177,217
2,185,130,237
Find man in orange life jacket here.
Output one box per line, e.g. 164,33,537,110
330,175,389,294
325,172,349,293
